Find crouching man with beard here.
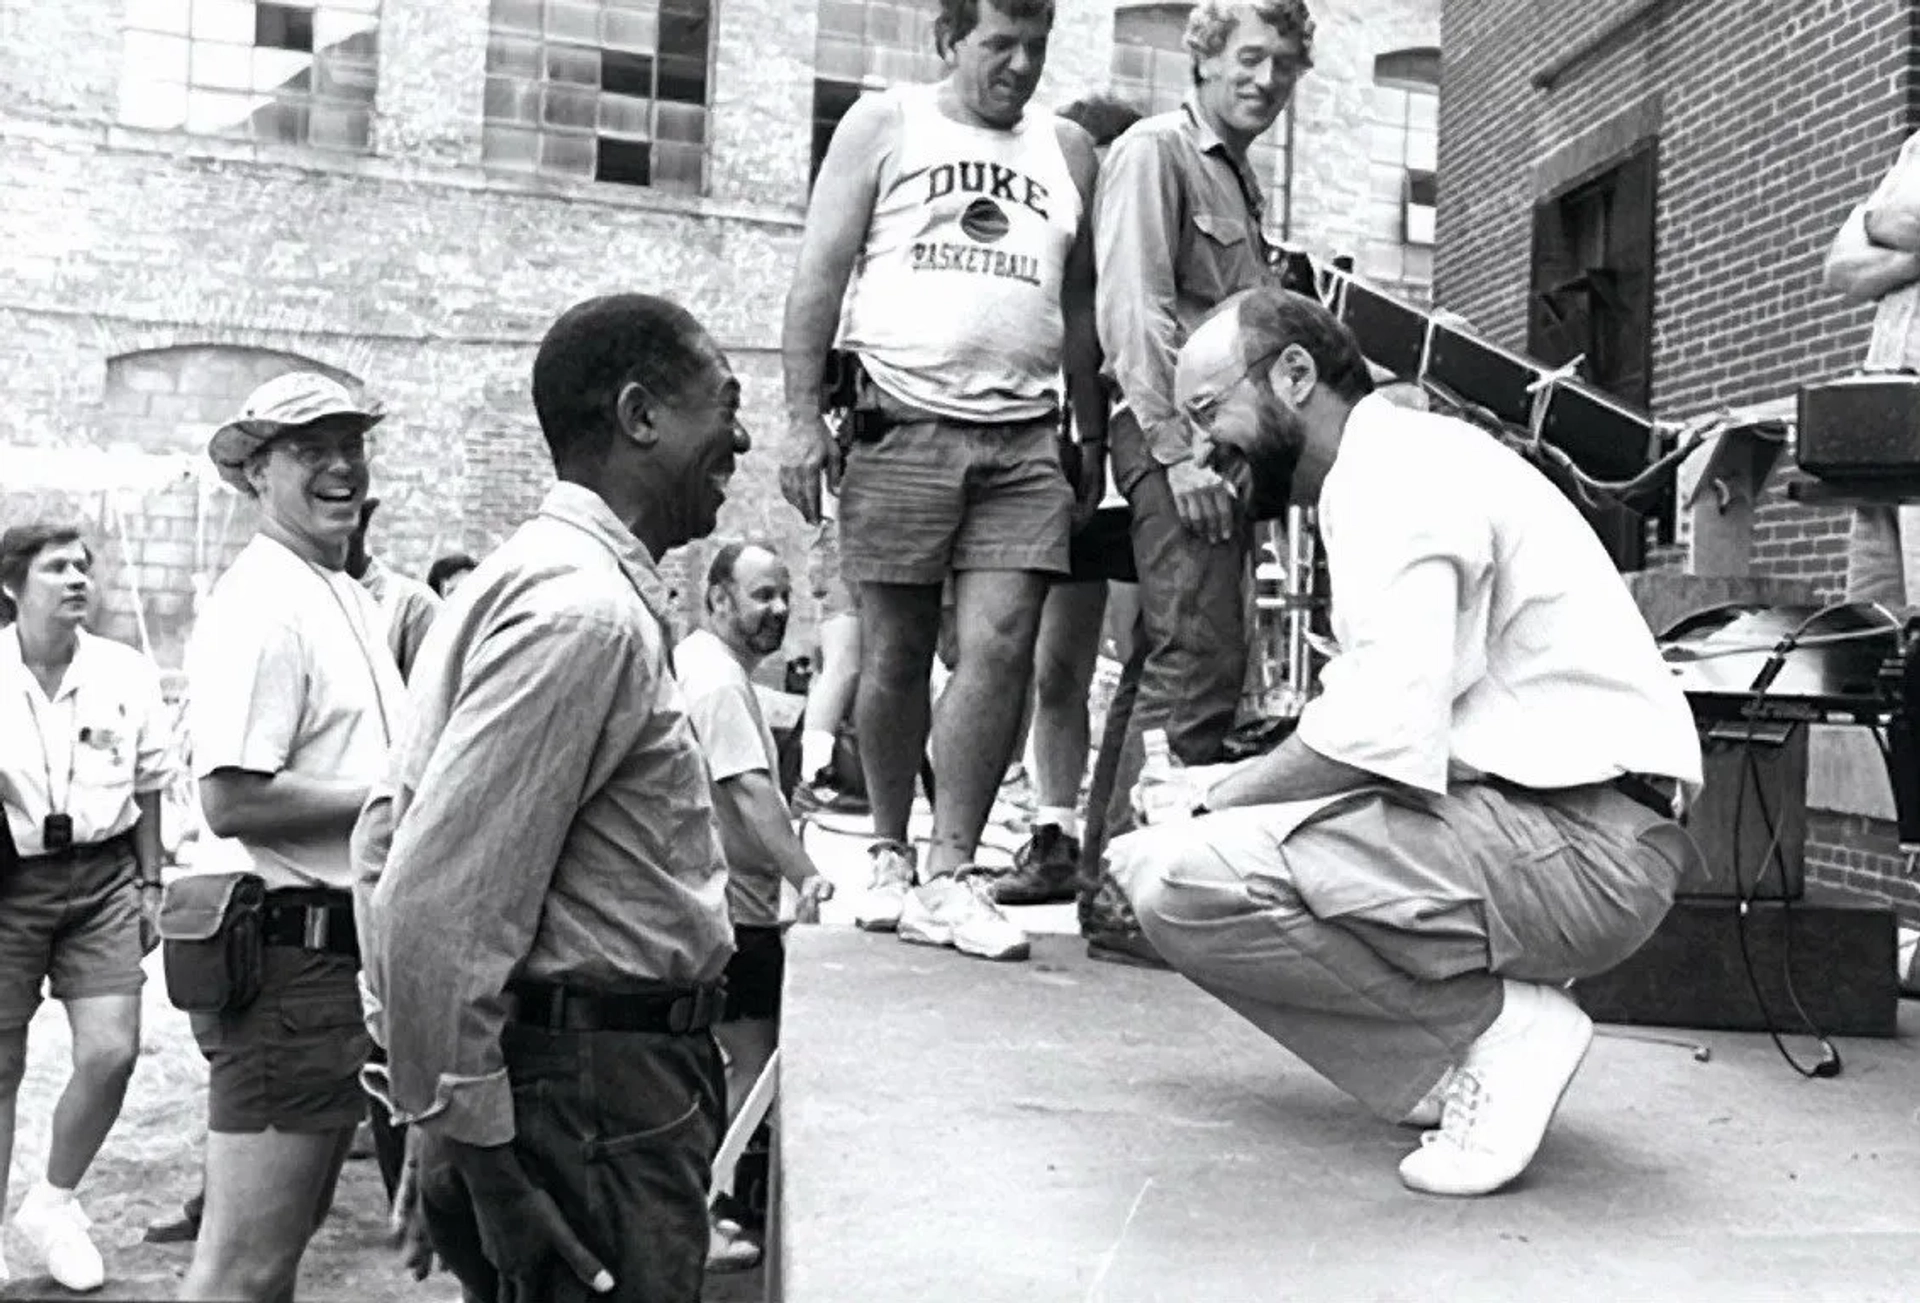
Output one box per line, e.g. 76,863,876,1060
1108,285,1707,1197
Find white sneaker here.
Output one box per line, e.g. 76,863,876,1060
1398,981,1593,1197
1399,1068,1454,1129
853,841,917,932
898,871,1031,962
14,1184,105,1292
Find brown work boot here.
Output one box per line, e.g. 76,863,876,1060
1078,871,1170,970
992,824,1082,906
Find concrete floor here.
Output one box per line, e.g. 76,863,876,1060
777,822,1920,1303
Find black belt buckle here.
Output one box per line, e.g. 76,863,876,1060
669,984,721,1035
42,813,73,856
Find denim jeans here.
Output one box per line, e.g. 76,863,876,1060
1092,410,1251,862
420,1024,725,1303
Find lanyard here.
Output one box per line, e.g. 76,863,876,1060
19,684,78,816
308,564,394,748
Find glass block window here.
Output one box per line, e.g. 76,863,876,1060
482,0,715,193
810,0,945,183
1110,3,1293,241
118,0,381,151
1362,48,1440,301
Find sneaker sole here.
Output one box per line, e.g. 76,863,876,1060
855,915,901,933
956,937,1030,962
897,921,1028,962
1401,1010,1595,1197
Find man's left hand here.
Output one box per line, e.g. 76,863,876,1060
1070,448,1108,533
137,884,163,956
390,1127,442,1282
794,874,835,924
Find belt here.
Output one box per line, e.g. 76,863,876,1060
861,389,1057,437
21,830,132,867
508,980,725,1036
261,892,359,959
1612,773,1680,819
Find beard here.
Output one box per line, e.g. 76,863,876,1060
1209,386,1307,521
745,618,788,655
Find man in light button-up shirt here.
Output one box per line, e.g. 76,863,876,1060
360,294,747,1303
1109,285,1706,1200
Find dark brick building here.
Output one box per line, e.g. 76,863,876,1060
1434,0,1920,918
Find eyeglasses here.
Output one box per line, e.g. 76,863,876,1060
266,432,372,466
1182,351,1284,430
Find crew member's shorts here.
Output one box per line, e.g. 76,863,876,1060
720,925,785,1023
191,943,370,1134
0,834,145,1029
806,519,859,620
839,413,1072,586
1064,506,1139,585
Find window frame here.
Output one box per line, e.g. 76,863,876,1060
116,0,382,154
480,0,719,196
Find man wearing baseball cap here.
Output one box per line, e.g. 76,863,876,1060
176,371,403,1301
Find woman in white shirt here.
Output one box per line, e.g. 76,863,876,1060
0,522,175,1292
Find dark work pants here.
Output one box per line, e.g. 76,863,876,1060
1080,614,1146,882
419,1024,725,1303
1095,410,1251,861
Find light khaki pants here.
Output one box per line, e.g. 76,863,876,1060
1108,782,1703,1121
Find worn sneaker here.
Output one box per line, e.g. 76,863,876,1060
853,841,917,932
993,824,1082,906
1399,1068,1455,1129
1078,871,1171,970
1398,981,1594,1197
899,871,1031,961
15,1185,104,1292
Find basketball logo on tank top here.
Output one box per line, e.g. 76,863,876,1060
909,160,1052,286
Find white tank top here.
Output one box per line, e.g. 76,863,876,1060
838,84,1081,423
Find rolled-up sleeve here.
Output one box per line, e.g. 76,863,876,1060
1295,494,1489,795
1094,131,1191,466
368,613,638,1147
186,612,301,777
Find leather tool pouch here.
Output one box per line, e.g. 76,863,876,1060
159,872,267,1014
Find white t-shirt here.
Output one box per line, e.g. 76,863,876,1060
1296,395,1703,796
186,534,402,890
0,628,175,855
672,628,785,928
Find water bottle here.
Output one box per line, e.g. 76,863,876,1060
1137,728,1192,826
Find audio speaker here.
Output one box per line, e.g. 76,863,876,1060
1574,889,1899,1038
1678,726,1807,901
1797,374,1920,477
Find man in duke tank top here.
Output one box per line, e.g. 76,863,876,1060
779,0,1104,963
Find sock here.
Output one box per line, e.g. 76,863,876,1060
26,1179,73,1209
1034,807,1078,839
800,729,836,779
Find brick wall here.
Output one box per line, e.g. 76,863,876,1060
1436,0,1920,920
